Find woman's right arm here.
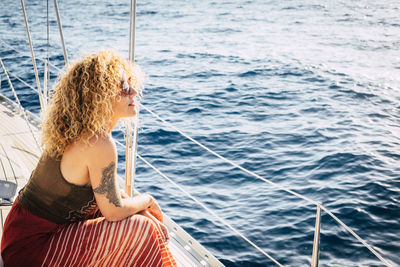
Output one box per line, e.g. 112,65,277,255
86,136,154,221
120,189,170,243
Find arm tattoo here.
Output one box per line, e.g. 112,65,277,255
93,162,121,207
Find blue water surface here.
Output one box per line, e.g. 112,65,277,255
1,0,399,266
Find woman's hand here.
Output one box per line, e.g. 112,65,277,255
138,210,170,244
119,191,164,223
120,189,130,199
118,191,168,242
146,197,164,223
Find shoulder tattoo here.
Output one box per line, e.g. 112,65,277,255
93,162,121,207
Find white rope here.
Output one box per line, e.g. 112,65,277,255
7,71,38,92
140,104,391,266
5,69,48,105
320,205,392,267
53,0,68,65
0,57,42,152
0,39,61,71
20,0,45,111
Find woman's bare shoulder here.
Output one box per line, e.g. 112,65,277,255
69,134,116,159
87,134,116,155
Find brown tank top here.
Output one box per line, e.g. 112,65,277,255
17,153,99,224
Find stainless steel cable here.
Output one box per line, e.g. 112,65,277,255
140,154,284,267
320,205,392,267
0,39,61,71
115,139,284,266
141,104,318,206
140,103,391,266
7,71,37,92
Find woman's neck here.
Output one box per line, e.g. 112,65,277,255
107,117,120,134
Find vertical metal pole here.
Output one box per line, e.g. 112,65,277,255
128,0,136,63
45,0,50,106
53,0,68,65
20,0,44,111
125,0,138,196
311,203,322,267
43,60,48,109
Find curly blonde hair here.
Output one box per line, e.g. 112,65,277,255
42,50,143,157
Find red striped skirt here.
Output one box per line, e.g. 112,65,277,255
1,200,176,266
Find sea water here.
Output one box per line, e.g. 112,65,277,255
0,0,399,266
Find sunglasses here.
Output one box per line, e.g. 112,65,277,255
121,77,136,96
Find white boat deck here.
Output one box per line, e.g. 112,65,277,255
0,93,223,266
0,97,35,237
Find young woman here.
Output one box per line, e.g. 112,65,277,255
1,50,176,266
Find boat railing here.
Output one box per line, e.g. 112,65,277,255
130,103,392,267
0,50,393,266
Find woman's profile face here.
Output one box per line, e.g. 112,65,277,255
111,73,138,119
